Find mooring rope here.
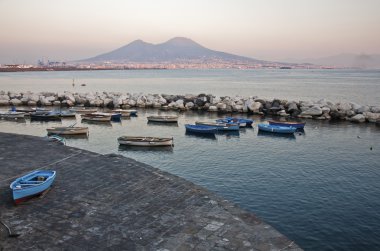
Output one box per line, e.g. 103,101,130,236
0,150,83,184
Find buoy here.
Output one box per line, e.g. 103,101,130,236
370,147,373,150
357,136,361,138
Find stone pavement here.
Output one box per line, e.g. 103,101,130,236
0,132,302,250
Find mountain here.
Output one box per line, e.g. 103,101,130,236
285,53,380,69
79,37,266,64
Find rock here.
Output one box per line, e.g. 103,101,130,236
299,106,323,116
184,94,196,102
27,101,37,106
364,112,380,123
278,110,290,117
53,101,61,106
321,107,331,114
0,100,9,105
10,98,22,106
248,102,262,114
208,106,218,112
337,102,352,113
64,92,75,103
356,106,370,114
287,102,299,113
185,102,194,109
0,94,10,101
349,114,366,123
216,103,227,110
128,100,136,107
370,106,380,113
210,96,221,104
195,97,207,106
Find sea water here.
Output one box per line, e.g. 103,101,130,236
0,69,380,250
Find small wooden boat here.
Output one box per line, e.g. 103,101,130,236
195,121,240,131
117,136,174,146
47,126,89,135
268,120,306,129
258,124,296,134
185,124,217,134
92,112,122,121
10,170,56,204
81,113,111,122
0,111,26,119
30,112,61,121
120,109,138,116
69,107,98,114
147,115,178,123
112,109,131,117
216,117,254,127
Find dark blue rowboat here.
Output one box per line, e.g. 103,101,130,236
216,117,254,127
30,112,61,121
185,124,217,134
258,124,296,134
268,120,305,129
195,121,240,131
10,170,56,204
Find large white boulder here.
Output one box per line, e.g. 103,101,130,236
364,112,380,123
299,106,323,116
349,114,366,123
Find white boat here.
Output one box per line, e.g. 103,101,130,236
46,126,89,135
147,115,178,123
0,111,26,119
117,136,174,147
112,109,131,117
70,107,98,114
81,113,111,122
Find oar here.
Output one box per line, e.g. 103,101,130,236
0,219,20,238
69,122,77,127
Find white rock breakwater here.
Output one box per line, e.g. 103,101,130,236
1,90,380,123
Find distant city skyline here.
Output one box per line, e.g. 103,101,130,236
1,0,379,64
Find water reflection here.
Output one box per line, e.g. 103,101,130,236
216,131,240,138
257,130,296,140
0,117,26,123
147,121,179,127
118,145,174,152
81,120,112,127
185,131,217,140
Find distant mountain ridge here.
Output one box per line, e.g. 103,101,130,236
285,53,380,69
79,37,267,64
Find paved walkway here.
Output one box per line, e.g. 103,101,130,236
0,132,302,250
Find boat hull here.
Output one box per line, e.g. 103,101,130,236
81,114,111,122
185,124,217,134
195,121,240,131
10,170,56,204
258,124,296,134
268,120,306,129
0,111,26,119
30,113,61,121
147,116,178,123
47,127,89,135
118,136,173,146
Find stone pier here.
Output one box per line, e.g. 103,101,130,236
0,132,302,250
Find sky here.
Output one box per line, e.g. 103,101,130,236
1,0,380,64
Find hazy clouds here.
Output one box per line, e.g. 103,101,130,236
1,0,379,64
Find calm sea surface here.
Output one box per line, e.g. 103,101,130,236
0,69,379,106
0,69,380,250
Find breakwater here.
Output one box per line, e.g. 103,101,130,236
1,90,380,123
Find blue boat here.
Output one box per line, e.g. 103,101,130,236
268,120,305,129
195,121,240,131
185,124,217,134
10,170,56,204
258,124,296,134
216,117,254,127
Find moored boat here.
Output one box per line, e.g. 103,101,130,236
91,112,122,121
147,115,178,123
10,170,56,204
258,124,296,134
117,136,174,146
81,113,111,122
0,111,26,119
69,107,98,114
185,124,217,134
216,117,254,127
195,121,240,131
30,112,61,121
46,126,89,135
268,120,306,129
112,109,131,117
